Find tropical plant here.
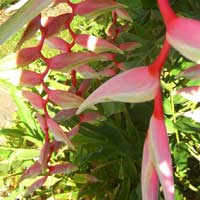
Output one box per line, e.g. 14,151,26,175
0,0,200,200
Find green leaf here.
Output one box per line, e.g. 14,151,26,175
102,102,125,116
15,148,40,160
175,117,200,135
141,0,156,9
0,128,25,137
174,142,189,173
10,87,43,141
0,0,53,44
163,98,173,115
165,118,176,134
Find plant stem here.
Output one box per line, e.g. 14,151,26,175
157,0,177,26
169,82,180,143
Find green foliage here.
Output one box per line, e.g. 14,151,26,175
0,0,18,9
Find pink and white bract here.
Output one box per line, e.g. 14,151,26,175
158,0,200,63
142,89,174,200
77,66,159,114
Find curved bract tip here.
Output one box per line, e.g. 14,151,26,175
76,66,159,114
167,17,200,63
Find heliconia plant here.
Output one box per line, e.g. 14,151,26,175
0,0,200,199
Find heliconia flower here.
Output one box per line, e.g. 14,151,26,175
178,64,200,80
46,117,75,150
36,113,47,133
24,176,47,197
75,34,123,54
142,89,174,200
22,91,44,109
38,142,51,171
20,70,43,86
17,47,41,67
41,14,70,38
48,52,110,72
148,114,174,200
15,14,41,50
115,62,127,71
158,0,200,63
98,68,116,77
74,0,125,19
115,8,132,22
77,40,170,114
107,23,117,39
20,161,42,181
76,65,100,79
118,42,141,52
54,108,77,123
175,86,200,102
80,112,105,123
45,36,70,52
50,141,63,152
77,79,91,96
68,124,80,139
49,163,78,175
141,137,159,200
48,89,84,109
0,47,41,70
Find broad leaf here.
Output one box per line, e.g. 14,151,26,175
0,0,53,44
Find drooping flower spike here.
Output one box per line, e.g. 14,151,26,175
142,88,174,200
77,40,171,114
157,0,200,63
